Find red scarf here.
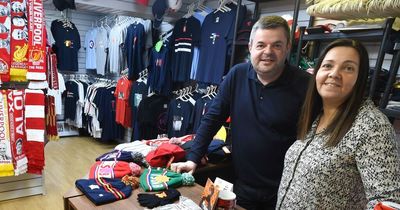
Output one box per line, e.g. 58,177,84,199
10,0,29,82
27,0,46,81
0,2,11,82
25,89,45,174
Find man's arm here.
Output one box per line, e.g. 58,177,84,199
171,66,237,173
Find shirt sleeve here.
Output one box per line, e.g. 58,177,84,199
355,121,400,209
186,66,235,164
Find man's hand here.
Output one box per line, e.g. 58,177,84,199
170,161,197,174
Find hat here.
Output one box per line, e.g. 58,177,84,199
152,0,168,29
140,168,195,191
89,161,142,179
167,0,182,12
146,143,186,167
75,178,133,205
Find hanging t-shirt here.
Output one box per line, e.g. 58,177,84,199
190,97,212,133
167,99,194,138
51,20,81,71
129,80,148,140
147,44,172,96
108,25,124,73
136,95,169,140
170,16,201,82
95,27,108,75
124,23,145,80
195,6,242,84
114,76,132,128
190,8,213,80
84,28,97,70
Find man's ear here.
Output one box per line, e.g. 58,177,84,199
248,42,252,52
286,41,291,51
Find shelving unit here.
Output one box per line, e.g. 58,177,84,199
293,15,400,120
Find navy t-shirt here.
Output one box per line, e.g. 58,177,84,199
195,10,235,84
148,45,172,96
170,17,201,82
167,99,194,138
64,80,79,120
136,95,170,140
129,81,148,140
190,97,213,133
51,20,81,71
124,23,145,80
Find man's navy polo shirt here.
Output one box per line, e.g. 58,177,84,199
188,62,310,190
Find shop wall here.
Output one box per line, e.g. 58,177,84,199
44,5,102,73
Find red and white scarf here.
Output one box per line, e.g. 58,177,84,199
7,89,28,175
10,0,29,82
27,0,46,81
0,1,11,82
25,89,45,174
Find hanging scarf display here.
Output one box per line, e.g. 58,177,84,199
9,0,28,82
26,0,46,81
7,89,28,175
24,89,45,174
0,1,11,82
45,95,58,141
0,91,14,176
47,46,59,89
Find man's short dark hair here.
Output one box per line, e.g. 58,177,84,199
249,15,291,45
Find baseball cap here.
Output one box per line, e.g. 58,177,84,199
152,0,168,29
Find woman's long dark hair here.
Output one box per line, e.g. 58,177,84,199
297,39,370,146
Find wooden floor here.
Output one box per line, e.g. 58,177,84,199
0,136,117,210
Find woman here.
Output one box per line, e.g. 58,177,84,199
276,39,400,209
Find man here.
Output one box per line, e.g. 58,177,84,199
171,16,310,209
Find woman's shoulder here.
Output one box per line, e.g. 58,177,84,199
355,99,391,126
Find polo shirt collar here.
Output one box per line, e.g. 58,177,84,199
248,63,292,87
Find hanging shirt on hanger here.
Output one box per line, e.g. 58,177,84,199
51,19,81,71
84,28,97,70
95,27,108,75
124,22,145,80
170,16,201,82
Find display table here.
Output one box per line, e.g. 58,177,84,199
63,183,244,210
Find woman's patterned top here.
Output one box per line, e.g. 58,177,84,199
277,99,400,210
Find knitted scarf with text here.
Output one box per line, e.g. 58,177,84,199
10,0,29,82
7,89,28,175
25,89,45,174
27,0,46,81
0,91,14,176
0,1,11,82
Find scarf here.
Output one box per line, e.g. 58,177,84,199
0,91,14,176
6,89,27,175
27,0,46,81
25,89,45,174
10,0,29,82
0,2,11,82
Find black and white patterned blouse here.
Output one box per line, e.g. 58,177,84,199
277,100,400,210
